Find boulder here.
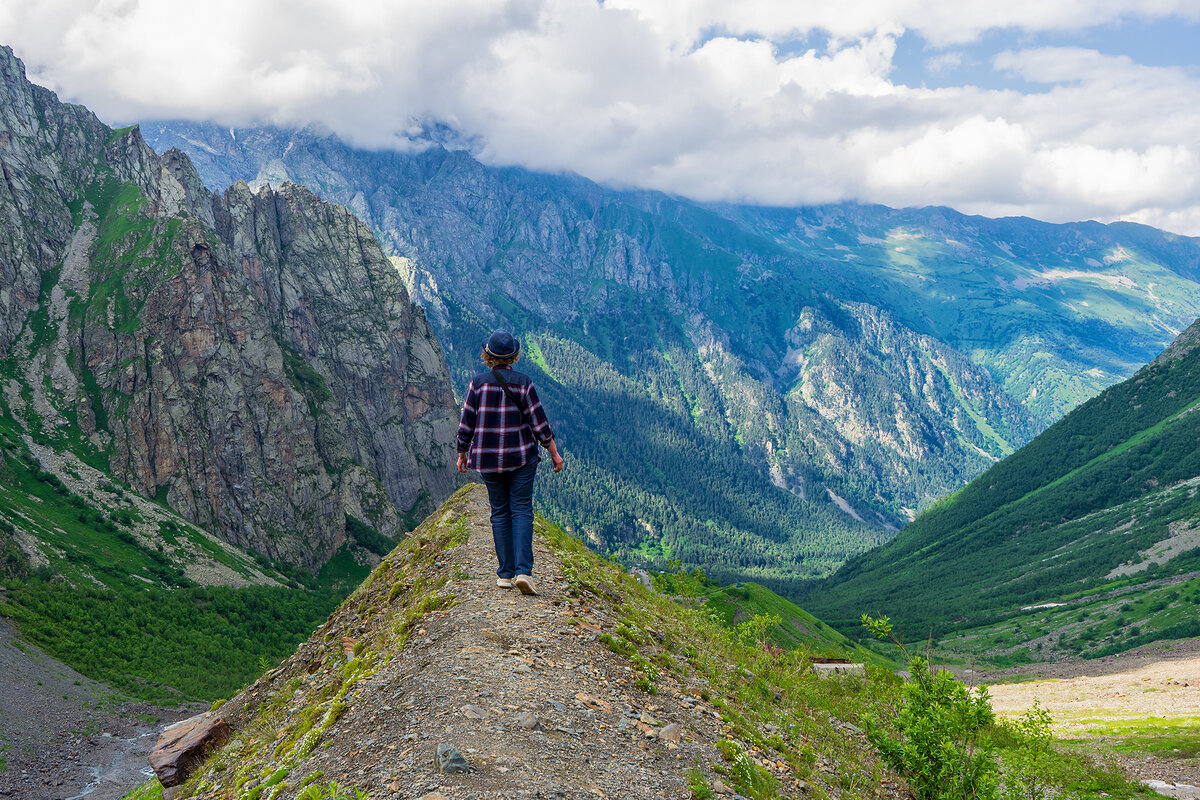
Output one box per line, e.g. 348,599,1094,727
149,713,231,787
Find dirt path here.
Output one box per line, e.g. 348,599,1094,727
982,643,1200,791
331,490,726,798
189,485,745,800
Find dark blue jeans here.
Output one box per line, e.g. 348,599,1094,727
480,458,538,578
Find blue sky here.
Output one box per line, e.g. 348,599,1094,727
2,0,1200,234
891,17,1200,90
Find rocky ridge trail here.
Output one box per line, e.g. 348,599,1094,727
167,484,887,800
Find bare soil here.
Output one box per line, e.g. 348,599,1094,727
980,640,1200,790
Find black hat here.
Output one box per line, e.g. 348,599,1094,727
484,330,520,359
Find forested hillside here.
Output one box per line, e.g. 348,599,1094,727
806,319,1200,657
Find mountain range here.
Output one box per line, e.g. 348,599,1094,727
3,38,1200,797
141,120,1200,588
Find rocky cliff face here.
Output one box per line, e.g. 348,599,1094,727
0,47,460,569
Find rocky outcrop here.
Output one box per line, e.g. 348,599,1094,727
149,713,231,787
0,47,460,569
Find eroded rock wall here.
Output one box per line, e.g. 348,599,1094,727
0,46,460,569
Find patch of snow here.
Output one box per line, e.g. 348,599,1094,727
1104,245,1134,264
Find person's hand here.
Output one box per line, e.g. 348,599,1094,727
552,453,564,473
456,453,468,473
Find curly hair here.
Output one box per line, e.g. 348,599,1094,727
481,350,521,368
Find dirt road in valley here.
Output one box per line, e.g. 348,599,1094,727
980,640,1200,790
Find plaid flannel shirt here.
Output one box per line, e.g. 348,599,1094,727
456,367,555,473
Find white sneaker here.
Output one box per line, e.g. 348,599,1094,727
496,577,514,589
513,575,538,595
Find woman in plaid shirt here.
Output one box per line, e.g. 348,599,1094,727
456,331,564,595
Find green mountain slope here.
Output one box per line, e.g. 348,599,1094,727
804,319,1200,655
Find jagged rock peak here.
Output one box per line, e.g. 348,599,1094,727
1152,317,1200,366
0,46,462,569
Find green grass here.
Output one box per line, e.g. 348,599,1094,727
524,337,556,381
1083,719,1200,758
700,580,884,662
0,422,360,704
118,779,164,800
0,576,349,703
280,340,332,415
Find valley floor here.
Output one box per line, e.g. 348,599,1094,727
981,639,1200,794
0,618,204,800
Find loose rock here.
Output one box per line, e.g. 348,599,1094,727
461,704,488,720
149,713,231,787
435,744,471,774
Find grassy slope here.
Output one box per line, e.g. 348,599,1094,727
696,581,874,658
804,323,1200,655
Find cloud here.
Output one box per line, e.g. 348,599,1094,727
604,0,1200,47
4,0,1200,232
925,51,965,74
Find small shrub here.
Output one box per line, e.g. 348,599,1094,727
863,615,998,800
687,765,714,799
865,656,997,800
998,704,1057,800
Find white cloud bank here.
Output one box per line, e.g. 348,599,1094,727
3,0,1200,232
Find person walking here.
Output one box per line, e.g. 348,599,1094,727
456,330,564,595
